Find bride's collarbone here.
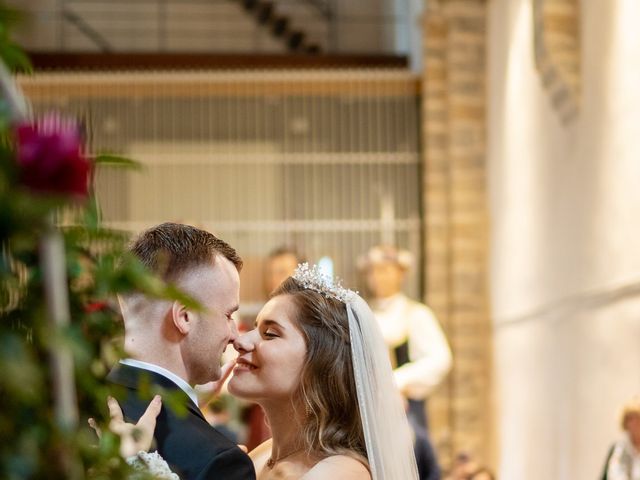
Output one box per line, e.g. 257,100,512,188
256,451,313,479
303,455,371,480
258,454,370,480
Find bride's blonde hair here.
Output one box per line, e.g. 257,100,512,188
272,277,368,466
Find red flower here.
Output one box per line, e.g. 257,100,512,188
15,114,91,198
84,301,109,313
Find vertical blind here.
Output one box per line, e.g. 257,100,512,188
19,69,422,313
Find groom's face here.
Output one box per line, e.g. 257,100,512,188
181,257,240,385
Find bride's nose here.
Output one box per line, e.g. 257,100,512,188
233,330,255,353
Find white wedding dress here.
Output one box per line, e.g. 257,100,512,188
126,451,180,479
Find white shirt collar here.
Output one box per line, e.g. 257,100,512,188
624,431,640,456
369,293,411,347
120,358,199,407
371,292,406,310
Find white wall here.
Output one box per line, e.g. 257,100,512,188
488,0,640,478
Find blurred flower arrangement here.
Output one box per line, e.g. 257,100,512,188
0,5,190,479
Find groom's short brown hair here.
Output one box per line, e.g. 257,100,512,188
130,222,242,282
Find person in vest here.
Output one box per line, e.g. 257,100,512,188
360,245,452,480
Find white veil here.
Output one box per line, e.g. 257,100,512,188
347,294,419,480
292,263,418,479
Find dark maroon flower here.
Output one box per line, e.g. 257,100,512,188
15,114,91,198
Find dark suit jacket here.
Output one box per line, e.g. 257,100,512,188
107,363,256,480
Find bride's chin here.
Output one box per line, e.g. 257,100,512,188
227,377,251,399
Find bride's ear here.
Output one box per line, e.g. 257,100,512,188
171,301,192,334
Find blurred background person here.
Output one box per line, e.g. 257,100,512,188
243,246,305,451
468,468,494,480
604,395,640,480
359,244,452,479
359,244,452,429
413,419,443,480
263,247,304,296
445,452,495,480
202,395,239,445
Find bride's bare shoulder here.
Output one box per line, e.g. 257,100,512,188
303,455,371,479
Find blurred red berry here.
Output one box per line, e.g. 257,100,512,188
84,301,109,313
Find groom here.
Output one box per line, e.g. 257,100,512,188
107,222,256,480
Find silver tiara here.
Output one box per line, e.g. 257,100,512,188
292,263,358,304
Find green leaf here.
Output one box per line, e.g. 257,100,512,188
0,42,32,73
93,154,142,170
84,195,101,230
162,284,202,311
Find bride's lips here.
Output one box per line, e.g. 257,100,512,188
234,357,258,373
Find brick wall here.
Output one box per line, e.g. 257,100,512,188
421,0,493,470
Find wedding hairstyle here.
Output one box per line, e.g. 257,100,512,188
271,277,368,466
129,222,243,281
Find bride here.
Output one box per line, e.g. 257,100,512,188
109,263,419,479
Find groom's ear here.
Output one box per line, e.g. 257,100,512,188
171,301,192,335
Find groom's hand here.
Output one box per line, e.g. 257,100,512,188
195,359,236,408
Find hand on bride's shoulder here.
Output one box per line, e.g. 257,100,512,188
302,455,371,480
89,395,162,458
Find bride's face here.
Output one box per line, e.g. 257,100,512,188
228,295,307,401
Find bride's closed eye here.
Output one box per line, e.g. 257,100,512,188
256,318,284,339
263,329,279,339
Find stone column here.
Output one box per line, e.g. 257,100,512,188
421,0,493,470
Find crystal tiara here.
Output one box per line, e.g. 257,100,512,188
292,263,358,304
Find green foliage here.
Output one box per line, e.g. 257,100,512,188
0,3,31,73
1,155,133,478
0,13,196,478
94,154,144,171
0,152,202,478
